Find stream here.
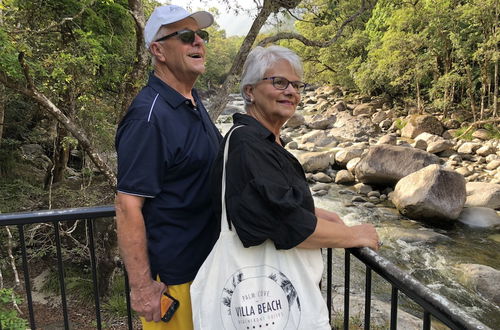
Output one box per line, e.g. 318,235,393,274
314,184,500,328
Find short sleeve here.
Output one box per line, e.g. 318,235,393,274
226,140,317,250
116,120,168,197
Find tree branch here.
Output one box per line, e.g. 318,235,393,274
258,0,373,47
0,60,117,189
456,118,500,139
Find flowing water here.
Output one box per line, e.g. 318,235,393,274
314,184,500,328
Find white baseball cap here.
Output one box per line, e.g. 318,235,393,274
144,5,214,49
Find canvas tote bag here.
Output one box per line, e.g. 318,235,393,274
191,126,331,330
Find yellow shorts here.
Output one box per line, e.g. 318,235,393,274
141,281,193,330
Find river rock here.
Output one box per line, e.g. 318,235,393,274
335,170,355,184
476,145,496,157
411,139,427,150
457,142,481,154
312,172,333,183
472,129,490,140
299,130,338,148
428,140,455,154
353,103,375,116
326,111,381,140
465,182,500,209
401,115,444,139
306,114,336,129
335,146,365,167
346,157,361,173
355,144,441,186
331,100,347,112
455,264,500,305
298,151,336,172
458,207,500,228
486,159,500,170
391,164,466,222
285,112,305,128
354,182,372,195
379,227,450,244
377,134,397,145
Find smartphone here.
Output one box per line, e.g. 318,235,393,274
161,291,180,322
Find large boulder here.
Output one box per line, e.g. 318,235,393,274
455,264,500,305
391,164,466,222
465,182,500,209
401,115,444,139
325,111,381,141
354,144,441,186
305,114,336,130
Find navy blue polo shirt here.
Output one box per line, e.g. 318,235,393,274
116,73,222,285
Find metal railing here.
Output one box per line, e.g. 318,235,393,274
0,206,491,330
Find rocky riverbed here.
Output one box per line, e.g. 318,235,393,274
213,87,500,328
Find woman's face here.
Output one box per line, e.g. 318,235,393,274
246,59,302,125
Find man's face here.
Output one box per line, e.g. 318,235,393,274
152,18,207,80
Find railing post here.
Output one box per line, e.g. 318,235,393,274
53,222,70,329
423,311,431,330
18,225,36,329
364,266,372,330
390,286,398,330
327,248,332,323
123,268,133,329
344,249,350,330
86,219,102,330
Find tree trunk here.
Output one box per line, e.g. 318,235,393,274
416,77,423,115
0,85,4,146
465,65,478,122
494,5,499,118
117,0,148,123
208,0,276,121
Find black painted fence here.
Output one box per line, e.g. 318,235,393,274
0,206,490,329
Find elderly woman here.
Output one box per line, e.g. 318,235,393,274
206,45,379,328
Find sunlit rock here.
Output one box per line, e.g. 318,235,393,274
458,207,500,228
455,264,500,305
465,182,500,209
392,164,466,222
355,144,441,186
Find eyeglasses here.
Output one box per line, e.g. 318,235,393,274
262,76,307,92
155,29,209,44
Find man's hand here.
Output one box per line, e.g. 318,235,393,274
130,280,166,322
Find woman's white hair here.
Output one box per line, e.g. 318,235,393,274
240,45,304,106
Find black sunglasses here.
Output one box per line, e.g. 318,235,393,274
262,76,307,92
155,29,209,44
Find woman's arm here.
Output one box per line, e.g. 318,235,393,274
315,207,345,225
298,216,380,251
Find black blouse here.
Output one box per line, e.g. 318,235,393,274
210,113,317,250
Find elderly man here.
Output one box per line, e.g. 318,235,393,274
115,5,222,329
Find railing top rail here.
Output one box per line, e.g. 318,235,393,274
0,205,115,226
350,247,491,330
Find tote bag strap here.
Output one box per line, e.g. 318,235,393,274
221,125,244,232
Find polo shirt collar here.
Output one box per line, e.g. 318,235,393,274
233,113,277,142
147,71,199,109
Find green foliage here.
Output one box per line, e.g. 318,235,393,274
0,288,28,329
394,118,407,130
102,274,132,318
42,265,95,303
453,126,474,141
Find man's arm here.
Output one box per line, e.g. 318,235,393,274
115,192,166,322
